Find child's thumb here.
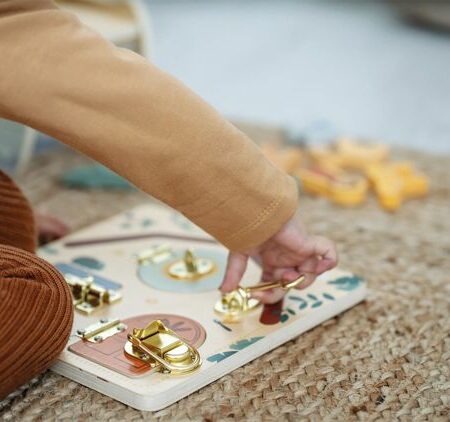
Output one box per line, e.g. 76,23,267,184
220,251,248,293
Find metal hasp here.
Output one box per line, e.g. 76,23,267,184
65,274,122,315
136,244,173,265
215,275,305,322
214,288,260,323
166,249,216,281
124,320,202,375
76,318,127,343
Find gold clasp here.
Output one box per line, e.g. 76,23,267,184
65,274,122,315
76,318,127,343
124,320,201,375
215,275,305,321
136,244,173,265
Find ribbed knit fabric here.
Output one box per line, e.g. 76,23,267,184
0,170,36,252
0,171,73,399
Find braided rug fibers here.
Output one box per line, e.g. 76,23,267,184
0,133,449,420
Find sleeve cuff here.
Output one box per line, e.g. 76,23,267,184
220,175,299,252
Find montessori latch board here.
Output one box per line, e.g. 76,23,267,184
38,204,368,411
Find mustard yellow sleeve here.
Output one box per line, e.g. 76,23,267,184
0,0,299,251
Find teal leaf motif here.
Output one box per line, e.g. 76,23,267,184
288,295,308,310
328,276,364,291
230,336,264,351
283,288,343,322
280,313,289,323
141,218,153,227
207,337,264,363
206,351,238,363
307,293,322,308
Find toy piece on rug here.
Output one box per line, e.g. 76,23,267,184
260,143,303,173
61,164,133,189
260,136,429,211
296,164,369,207
309,137,390,171
260,141,369,207
366,161,429,211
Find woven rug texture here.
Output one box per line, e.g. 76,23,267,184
0,125,449,421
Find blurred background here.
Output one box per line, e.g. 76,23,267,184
1,0,450,174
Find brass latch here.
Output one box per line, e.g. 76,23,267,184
65,274,122,315
124,320,202,375
136,244,173,265
215,275,305,321
76,318,127,343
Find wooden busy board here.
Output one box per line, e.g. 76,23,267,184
39,204,368,411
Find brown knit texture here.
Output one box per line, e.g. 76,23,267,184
0,170,36,252
0,170,73,399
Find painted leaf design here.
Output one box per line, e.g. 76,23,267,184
288,295,308,310
206,351,238,363
229,336,264,351
328,276,363,291
280,313,289,323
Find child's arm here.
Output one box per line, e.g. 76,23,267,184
0,0,297,252
0,1,337,297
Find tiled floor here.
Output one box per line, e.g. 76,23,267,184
149,0,450,152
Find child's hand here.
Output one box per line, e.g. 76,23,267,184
220,216,338,303
35,213,69,245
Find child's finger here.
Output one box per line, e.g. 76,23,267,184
313,236,338,274
296,256,319,274
295,272,316,289
220,251,248,293
270,267,301,282
35,213,69,238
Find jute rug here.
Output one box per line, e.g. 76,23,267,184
0,125,449,421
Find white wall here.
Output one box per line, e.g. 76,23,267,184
148,0,450,152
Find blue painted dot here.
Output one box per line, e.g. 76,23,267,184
141,218,153,227
73,256,105,271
